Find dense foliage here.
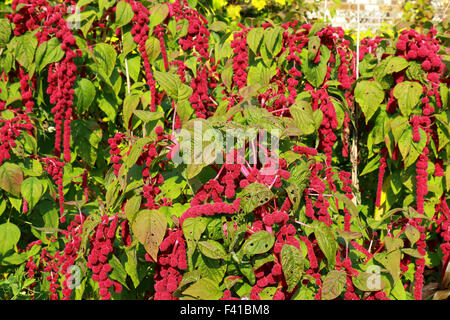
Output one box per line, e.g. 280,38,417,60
0,0,448,300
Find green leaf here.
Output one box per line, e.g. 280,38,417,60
0,199,6,218
292,285,316,300
109,254,128,289
247,27,264,54
393,81,423,116
0,222,21,255
132,210,167,261
0,51,13,75
0,19,12,48
154,71,193,102
398,127,413,160
176,270,202,294
435,111,449,152
74,78,96,114
389,116,409,144
198,240,227,260
122,30,137,56
321,270,347,300
183,217,208,242
175,19,189,40
301,46,331,88
334,192,366,237
353,271,386,291
122,93,140,127
1,252,27,265
176,100,194,125
354,80,385,122
80,214,101,252
263,27,284,57
404,225,420,246
183,217,208,269
133,110,164,123
196,253,226,284
360,154,382,176
247,63,277,87
439,83,448,110
105,179,120,210
221,65,233,91
239,183,274,213
145,37,161,64
149,4,169,28
384,56,409,74
20,177,44,211
374,250,401,283
209,21,227,33
390,278,407,300
289,101,315,135
405,128,427,168
308,36,321,61
308,21,327,36
72,120,103,167
124,195,141,224
281,244,304,292
92,43,117,77
402,248,424,259
124,246,145,288
79,13,96,38
385,237,404,252
259,287,277,300
241,231,275,255
406,61,427,84
35,38,65,72
8,32,37,70
0,162,24,197
182,278,223,300
115,1,134,28
98,93,117,121
336,229,363,242
252,253,276,270
122,137,152,171
313,220,337,268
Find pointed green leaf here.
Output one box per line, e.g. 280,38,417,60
313,220,337,268
321,270,347,300
247,27,264,54
0,162,24,197
404,225,420,246
149,4,169,28
241,230,275,255
182,278,223,300
281,244,304,292
20,177,44,211
354,80,385,122
154,71,193,102
74,78,96,114
145,37,161,64
115,1,134,28
132,209,167,261
198,240,228,260
393,81,423,117
0,222,21,255
240,183,274,213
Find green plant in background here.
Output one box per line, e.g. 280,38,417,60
402,0,435,26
